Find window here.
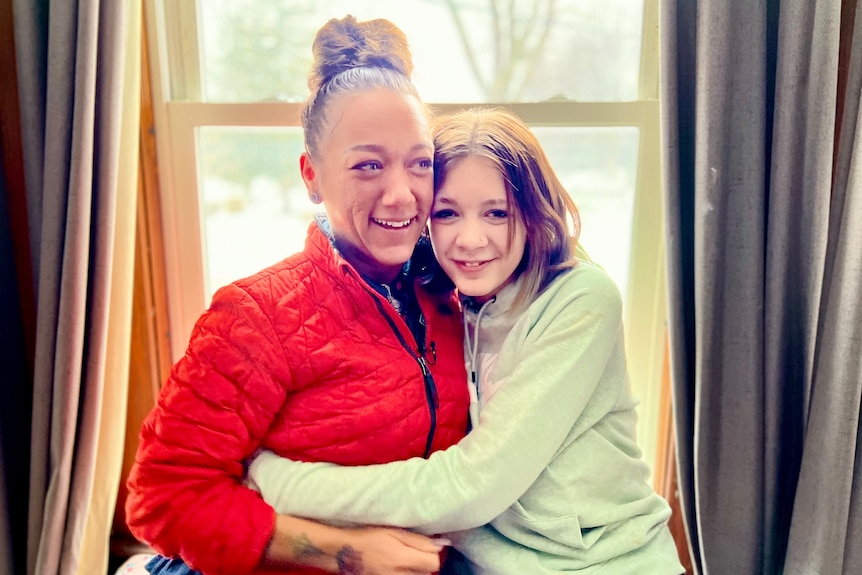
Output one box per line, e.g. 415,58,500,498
144,0,666,474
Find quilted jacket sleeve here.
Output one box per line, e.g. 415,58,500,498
126,282,291,575
247,265,624,534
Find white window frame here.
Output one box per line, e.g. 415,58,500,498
143,0,667,472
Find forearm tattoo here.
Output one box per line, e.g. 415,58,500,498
290,533,325,560
336,546,363,575
289,534,363,574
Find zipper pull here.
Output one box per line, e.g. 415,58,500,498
426,371,439,409
419,357,439,409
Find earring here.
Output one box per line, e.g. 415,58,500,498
310,192,321,203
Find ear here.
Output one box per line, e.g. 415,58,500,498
300,152,323,204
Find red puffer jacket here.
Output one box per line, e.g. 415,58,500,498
126,223,469,575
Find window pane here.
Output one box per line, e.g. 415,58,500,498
199,0,644,104
197,127,315,298
533,127,638,298
197,126,638,302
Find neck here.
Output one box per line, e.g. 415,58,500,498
358,264,401,285
335,242,402,285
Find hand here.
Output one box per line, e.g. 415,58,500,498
262,514,448,574
339,526,447,575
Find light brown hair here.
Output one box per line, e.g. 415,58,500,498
432,108,581,309
302,15,427,159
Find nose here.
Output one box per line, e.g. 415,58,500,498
454,221,488,250
381,167,414,207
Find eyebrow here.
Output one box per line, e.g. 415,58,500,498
434,196,509,207
347,143,433,154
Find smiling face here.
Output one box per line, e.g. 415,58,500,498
430,155,527,302
300,88,434,283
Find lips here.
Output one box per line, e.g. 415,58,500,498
453,259,492,271
372,217,414,229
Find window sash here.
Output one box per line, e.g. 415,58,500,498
143,0,667,475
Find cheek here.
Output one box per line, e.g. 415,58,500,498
416,181,434,208
503,234,527,265
428,224,451,252
334,185,366,218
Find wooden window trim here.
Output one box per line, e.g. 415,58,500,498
111,6,172,555
653,332,694,574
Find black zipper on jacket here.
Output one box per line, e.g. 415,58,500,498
370,296,439,458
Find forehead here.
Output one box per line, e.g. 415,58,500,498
323,89,431,151
438,155,507,200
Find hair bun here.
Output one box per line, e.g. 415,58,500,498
309,15,414,92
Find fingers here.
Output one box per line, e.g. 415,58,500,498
347,527,446,574
375,543,440,575
388,529,450,553
399,550,440,575
430,536,453,547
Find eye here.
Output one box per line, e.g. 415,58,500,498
353,161,383,171
487,209,509,220
431,208,457,220
410,157,433,173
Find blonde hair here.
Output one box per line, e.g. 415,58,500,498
432,108,581,309
302,15,427,159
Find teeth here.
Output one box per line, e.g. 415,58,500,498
463,262,484,267
373,218,412,229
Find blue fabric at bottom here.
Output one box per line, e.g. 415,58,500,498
144,547,477,575
440,548,474,575
145,555,202,575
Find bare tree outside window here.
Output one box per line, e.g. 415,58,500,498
433,0,638,102
194,0,644,297
200,0,643,104
201,0,319,102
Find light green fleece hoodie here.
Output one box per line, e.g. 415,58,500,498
248,260,683,574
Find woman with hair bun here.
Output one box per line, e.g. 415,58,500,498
126,15,469,575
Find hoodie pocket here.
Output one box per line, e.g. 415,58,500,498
495,500,608,551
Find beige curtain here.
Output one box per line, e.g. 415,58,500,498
7,0,139,573
74,3,141,574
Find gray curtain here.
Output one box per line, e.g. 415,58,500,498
8,0,131,574
662,0,862,574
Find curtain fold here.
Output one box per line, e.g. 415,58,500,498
762,1,839,570
10,0,47,281
659,0,701,568
662,0,862,573
8,0,136,573
784,4,862,572
75,2,141,573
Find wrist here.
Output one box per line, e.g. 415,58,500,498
262,514,357,574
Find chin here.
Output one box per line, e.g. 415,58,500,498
375,249,416,269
